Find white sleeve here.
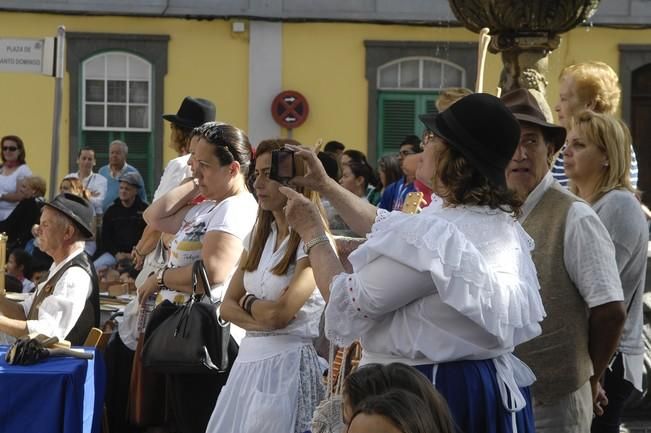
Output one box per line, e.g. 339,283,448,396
153,157,192,202
24,267,92,340
90,175,108,214
16,164,32,179
325,256,433,346
206,197,257,241
564,202,624,308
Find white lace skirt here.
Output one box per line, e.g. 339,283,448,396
206,334,325,433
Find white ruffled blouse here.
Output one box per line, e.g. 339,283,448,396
325,203,546,365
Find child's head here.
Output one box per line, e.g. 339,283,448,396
348,389,441,433
343,363,455,433
7,249,32,279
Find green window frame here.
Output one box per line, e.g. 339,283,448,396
78,51,154,198
377,91,438,156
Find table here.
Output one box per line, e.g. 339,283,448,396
0,345,106,433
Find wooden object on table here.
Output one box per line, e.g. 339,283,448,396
27,332,72,349
107,282,135,297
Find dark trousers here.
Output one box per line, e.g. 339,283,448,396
167,372,228,433
591,353,635,433
104,331,139,433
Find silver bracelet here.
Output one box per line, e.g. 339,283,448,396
303,234,330,255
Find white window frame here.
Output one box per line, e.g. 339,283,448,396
81,51,152,132
377,56,466,91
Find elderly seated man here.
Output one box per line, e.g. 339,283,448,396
0,193,100,345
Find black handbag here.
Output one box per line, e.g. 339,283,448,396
141,260,235,374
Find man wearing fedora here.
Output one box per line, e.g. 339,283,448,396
0,193,100,346
502,88,625,432
99,140,148,212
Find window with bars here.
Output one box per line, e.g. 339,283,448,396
376,57,465,156
80,52,154,198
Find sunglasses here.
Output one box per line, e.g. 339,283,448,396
3,146,17,152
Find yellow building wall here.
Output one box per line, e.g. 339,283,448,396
0,11,249,188
1,10,651,189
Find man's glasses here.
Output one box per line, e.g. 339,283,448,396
3,146,17,152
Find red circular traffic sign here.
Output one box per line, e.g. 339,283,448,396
271,90,309,129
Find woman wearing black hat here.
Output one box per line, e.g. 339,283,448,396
280,93,545,433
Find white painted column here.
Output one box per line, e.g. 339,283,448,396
248,21,282,147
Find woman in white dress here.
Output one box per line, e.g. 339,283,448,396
0,135,32,221
206,139,326,433
564,111,648,432
138,122,258,433
281,93,546,433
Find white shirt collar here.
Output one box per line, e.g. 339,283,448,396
43,245,86,286
519,171,555,222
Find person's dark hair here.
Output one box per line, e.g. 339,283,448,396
191,122,253,177
351,389,450,433
318,151,340,181
378,154,402,190
342,149,378,189
10,249,33,280
77,147,95,158
344,363,456,433
433,141,522,215
400,135,422,154
324,140,345,154
1,135,26,165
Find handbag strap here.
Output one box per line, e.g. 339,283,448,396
192,260,219,304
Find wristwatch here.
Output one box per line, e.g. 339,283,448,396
303,234,330,255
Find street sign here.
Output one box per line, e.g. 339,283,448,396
0,38,56,75
271,90,309,129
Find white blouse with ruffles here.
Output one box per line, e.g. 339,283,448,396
325,203,546,365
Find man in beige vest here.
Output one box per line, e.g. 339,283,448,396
0,193,99,345
502,88,626,433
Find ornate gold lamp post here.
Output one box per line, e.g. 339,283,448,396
449,0,600,118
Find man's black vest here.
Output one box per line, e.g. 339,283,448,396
26,252,100,345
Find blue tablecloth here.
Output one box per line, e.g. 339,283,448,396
0,345,106,433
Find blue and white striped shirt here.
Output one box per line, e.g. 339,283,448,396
551,144,639,189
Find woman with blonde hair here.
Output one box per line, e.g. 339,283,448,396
564,111,648,433
206,139,327,433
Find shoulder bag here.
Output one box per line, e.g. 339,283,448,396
142,260,235,374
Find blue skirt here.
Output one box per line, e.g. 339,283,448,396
415,359,535,433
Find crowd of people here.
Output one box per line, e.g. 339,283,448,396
0,59,648,433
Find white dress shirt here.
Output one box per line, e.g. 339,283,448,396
21,246,92,339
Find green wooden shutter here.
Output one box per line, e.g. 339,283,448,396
80,130,154,199
377,91,439,156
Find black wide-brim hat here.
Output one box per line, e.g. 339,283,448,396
419,93,521,188
44,193,94,240
501,88,566,152
163,97,216,129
